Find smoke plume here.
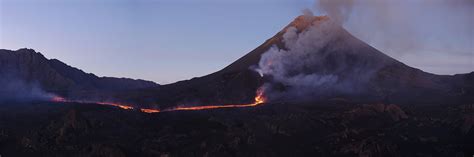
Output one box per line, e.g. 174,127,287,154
256,16,387,102
256,0,472,102
315,0,473,53
316,0,354,25
0,75,53,102
314,0,474,74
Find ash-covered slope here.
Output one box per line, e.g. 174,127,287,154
129,15,472,108
0,48,159,101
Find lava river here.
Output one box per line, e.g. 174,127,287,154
51,89,266,114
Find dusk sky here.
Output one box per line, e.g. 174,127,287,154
1,0,472,84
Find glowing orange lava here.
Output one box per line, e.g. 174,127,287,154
140,108,161,113
50,88,266,114
52,96,67,102
165,89,266,111
97,102,134,110
51,96,135,110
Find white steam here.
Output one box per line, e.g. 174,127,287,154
313,0,474,74
257,20,340,87
0,76,54,102
256,17,385,102
254,0,473,102
316,0,354,24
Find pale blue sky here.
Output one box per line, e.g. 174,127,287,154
1,0,472,84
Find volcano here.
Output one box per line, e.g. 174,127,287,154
123,15,473,108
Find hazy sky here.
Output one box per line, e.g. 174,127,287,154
1,0,473,84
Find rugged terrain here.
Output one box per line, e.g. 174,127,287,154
0,101,472,157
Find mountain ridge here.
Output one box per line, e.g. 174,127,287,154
0,48,159,101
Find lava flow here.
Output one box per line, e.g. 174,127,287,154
51,88,266,114
52,96,66,102
96,102,134,110
140,108,161,113
165,89,266,112
51,96,135,110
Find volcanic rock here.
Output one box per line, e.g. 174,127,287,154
87,144,127,157
460,115,474,134
347,104,408,122
340,137,401,157
0,101,471,156
47,110,92,144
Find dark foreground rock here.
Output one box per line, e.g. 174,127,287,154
0,102,472,157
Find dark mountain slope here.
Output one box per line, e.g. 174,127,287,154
0,48,159,100
48,58,157,91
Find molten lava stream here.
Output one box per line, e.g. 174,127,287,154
140,108,161,113
51,96,135,110
50,88,266,113
96,102,134,110
165,88,266,112
52,96,67,102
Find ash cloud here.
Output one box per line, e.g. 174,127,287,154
316,0,354,25
0,75,53,102
314,0,474,71
256,0,472,102
256,17,384,102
